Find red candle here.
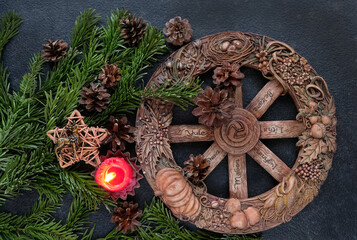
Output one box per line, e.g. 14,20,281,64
95,157,133,192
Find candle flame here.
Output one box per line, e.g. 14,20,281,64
105,172,116,182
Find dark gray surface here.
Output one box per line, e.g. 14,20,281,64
0,0,356,239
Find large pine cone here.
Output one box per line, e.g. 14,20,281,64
111,201,142,233
104,116,134,151
120,14,147,47
98,64,121,88
41,39,68,62
79,83,110,112
163,16,193,46
192,87,234,127
184,154,210,183
213,62,244,88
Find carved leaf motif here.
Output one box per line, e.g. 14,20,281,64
300,139,321,164
297,131,310,147
294,86,309,106
325,132,337,152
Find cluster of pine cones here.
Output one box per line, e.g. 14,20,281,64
41,13,147,113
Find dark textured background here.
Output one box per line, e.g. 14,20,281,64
0,0,356,239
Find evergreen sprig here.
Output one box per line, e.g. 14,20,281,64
0,11,22,58
142,77,203,110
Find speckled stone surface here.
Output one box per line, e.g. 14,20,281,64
0,0,356,239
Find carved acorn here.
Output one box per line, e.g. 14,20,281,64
310,122,326,139
155,168,201,219
321,116,331,126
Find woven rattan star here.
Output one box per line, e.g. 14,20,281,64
47,110,108,168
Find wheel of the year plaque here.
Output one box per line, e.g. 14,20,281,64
135,32,337,234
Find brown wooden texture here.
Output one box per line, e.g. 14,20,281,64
259,120,305,139
228,154,248,199
135,31,337,234
247,141,291,182
168,125,213,143
202,142,227,177
245,79,283,119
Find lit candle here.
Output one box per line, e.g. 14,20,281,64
95,157,133,192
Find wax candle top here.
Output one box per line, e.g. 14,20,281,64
95,157,133,192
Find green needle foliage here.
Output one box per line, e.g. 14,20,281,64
0,11,22,58
0,9,260,240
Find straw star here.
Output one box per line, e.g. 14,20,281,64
47,110,108,168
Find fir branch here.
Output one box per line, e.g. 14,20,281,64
101,9,127,62
71,9,100,50
59,166,114,209
87,24,168,124
0,11,22,58
142,77,202,110
19,52,44,97
0,63,10,106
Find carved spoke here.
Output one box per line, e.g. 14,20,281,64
202,142,227,179
228,154,248,199
245,79,284,119
234,85,243,108
259,120,305,139
168,125,214,143
247,141,291,182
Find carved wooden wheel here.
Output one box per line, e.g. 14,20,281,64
135,32,337,234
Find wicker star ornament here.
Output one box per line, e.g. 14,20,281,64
47,110,108,168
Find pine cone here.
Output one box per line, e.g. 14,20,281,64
41,39,68,62
212,62,244,88
163,16,193,46
184,154,210,183
111,201,142,233
120,14,147,47
79,83,110,112
104,116,134,151
98,64,121,88
192,87,234,127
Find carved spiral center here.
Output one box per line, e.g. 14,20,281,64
214,108,260,155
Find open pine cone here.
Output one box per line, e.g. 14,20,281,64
120,14,147,47
184,154,210,183
104,116,134,151
111,201,142,233
212,62,245,88
163,16,193,46
192,87,234,127
79,83,110,112
98,64,121,88
41,39,68,62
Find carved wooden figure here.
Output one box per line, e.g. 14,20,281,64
135,32,337,234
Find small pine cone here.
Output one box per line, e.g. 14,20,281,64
104,116,134,151
163,16,193,46
98,64,121,88
184,154,210,183
79,83,110,112
111,201,142,233
120,14,147,47
192,86,234,127
212,62,244,88
42,39,68,62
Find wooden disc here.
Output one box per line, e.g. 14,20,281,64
214,108,260,155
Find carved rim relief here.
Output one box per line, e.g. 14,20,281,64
135,32,337,234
